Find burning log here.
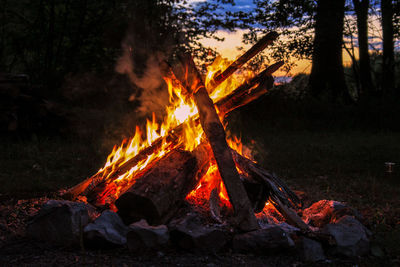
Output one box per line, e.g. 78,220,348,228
217,61,284,117
209,31,279,89
63,63,279,201
176,53,259,231
115,145,210,225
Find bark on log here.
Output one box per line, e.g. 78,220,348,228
63,64,278,201
115,145,210,225
176,53,259,231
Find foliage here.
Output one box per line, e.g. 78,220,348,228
0,0,240,93
223,0,316,72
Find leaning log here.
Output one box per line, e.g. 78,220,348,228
217,61,283,117
115,145,210,225
209,31,279,89
176,53,259,231
63,63,279,201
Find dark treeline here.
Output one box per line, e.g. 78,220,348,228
0,0,399,135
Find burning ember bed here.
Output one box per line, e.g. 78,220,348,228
26,32,370,262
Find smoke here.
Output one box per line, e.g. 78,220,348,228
115,38,170,119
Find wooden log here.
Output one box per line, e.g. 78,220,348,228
63,63,279,201
217,61,283,117
115,145,210,225
209,31,279,89
176,53,259,231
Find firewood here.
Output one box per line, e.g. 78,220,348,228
209,31,279,89
115,145,210,225
217,61,282,117
176,53,259,231
63,64,278,201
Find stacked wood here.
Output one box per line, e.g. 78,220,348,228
63,64,278,201
61,31,312,233
62,31,280,201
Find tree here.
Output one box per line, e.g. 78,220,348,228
309,0,352,102
353,0,374,96
381,0,395,94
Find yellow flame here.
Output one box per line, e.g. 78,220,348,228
95,56,255,204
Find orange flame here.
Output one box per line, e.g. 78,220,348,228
95,56,253,206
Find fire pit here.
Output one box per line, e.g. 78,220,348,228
27,32,371,262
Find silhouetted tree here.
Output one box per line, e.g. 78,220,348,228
381,0,395,94
309,0,351,102
353,0,374,96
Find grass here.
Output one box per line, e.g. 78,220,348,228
0,135,105,197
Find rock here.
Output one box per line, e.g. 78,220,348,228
169,214,228,253
27,200,98,245
300,237,326,262
127,219,169,252
322,215,369,257
302,200,361,227
84,210,129,247
232,226,295,254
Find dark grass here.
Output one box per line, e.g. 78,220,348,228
0,135,105,197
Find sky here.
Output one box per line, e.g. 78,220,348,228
188,0,390,78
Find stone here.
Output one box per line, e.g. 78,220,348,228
169,213,228,253
232,226,295,254
300,237,326,262
127,219,169,252
302,200,361,228
84,210,129,247
26,200,98,245
322,215,369,257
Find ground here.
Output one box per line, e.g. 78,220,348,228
0,129,399,266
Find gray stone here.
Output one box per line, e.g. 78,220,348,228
301,237,326,262
27,200,98,245
302,200,361,227
84,210,129,247
322,215,369,257
169,214,228,253
232,226,295,254
127,219,169,252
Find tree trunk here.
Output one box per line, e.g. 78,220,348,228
309,0,352,103
353,0,373,96
381,0,395,94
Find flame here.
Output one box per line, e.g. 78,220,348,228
206,56,254,102
94,56,253,206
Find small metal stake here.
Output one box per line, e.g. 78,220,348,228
385,162,395,173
